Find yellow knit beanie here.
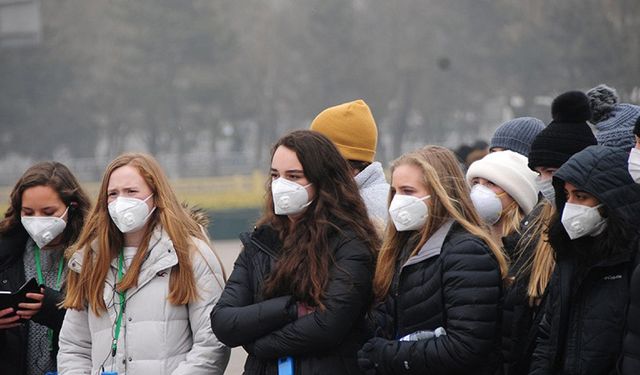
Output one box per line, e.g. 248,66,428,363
310,99,378,162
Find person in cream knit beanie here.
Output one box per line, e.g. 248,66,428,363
310,99,378,163
466,150,538,215
310,99,389,229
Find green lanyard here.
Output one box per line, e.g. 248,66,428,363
111,250,127,357
33,246,65,351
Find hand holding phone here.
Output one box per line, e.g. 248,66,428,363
0,307,21,329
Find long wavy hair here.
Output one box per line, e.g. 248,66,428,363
260,130,380,309
513,200,555,305
0,161,91,248
63,152,217,314
373,146,508,301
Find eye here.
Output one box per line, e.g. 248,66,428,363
270,173,279,180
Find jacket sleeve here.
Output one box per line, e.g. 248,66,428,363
31,286,66,332
210,247,297,347
528,269,559,375
377,236,503,373
56,307,93,374
247,238,374,359
172,241,230,375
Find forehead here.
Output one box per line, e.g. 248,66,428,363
392,164,425,188
271,146,303,171
108,165,148,189
21,185,64,207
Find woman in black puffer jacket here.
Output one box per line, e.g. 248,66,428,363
357,146,507,375
211,130,379,374
529,145,640,375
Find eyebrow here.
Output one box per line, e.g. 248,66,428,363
270,168,304,174
21,205,57,211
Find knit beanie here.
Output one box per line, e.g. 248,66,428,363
310,99,377,162
466,150,538,214
587,84,640,149
490,117,545,157
528,91,597,170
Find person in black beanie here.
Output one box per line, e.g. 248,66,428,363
501,91,597,375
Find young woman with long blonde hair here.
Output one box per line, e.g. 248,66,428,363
57,152,229,374
465,150,539,248
357,146,507,374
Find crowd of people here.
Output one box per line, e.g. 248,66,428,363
1,84,639,375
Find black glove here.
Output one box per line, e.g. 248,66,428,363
358,337,399,374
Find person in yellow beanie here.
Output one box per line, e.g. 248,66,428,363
310,99,390,228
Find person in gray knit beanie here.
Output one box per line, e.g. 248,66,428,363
490,117,545,157
587,84,640,150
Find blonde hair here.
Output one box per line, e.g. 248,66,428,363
373,146,508,301
500,200,525,238
64,153,216,314
514,200,555,305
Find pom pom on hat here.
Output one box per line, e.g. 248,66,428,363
528,90,597,170
587,84,619,123
587,83,640,150
310,99,378,163
551,91,591,123
466,150,538,215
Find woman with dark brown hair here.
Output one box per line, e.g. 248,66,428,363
211,130,379,374
0,161,91,375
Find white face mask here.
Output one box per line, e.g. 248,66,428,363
388,194,431,232
271,178,312,216
21,207,69,248
470,184,503,225
536,175,556,204
108,194,155,233
561,202,607,240
628,147,640,183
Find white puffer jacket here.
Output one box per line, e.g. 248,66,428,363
57,227,230,375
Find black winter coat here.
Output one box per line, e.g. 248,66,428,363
0,229,66,375
366,220,503,374
500,202,546,375
621,254,640,374
529,146,640,375
211,224,375,375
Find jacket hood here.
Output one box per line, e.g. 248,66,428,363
553,145,640,227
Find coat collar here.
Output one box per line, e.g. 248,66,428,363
354,161,387,190
401,219,455,269
68,226,179,289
